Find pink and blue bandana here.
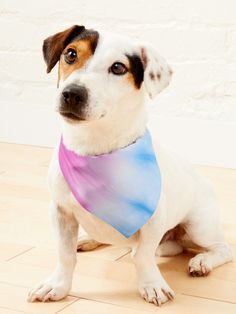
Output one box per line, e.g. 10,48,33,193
59,130,161,238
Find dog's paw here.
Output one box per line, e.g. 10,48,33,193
28,279,70,302
188,253,212,277
77,236,102,251
138,281,174,306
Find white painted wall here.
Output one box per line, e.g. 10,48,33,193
0,0,236,168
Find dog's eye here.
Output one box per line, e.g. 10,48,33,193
64,48,77,64
109,62,128,75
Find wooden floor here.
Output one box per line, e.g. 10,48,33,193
0,142,235,314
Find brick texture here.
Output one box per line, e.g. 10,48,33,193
0,0,235,166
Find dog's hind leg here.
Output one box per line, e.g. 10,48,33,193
185,197,233,276
156,225,185,257
188,229,233,276
156,240,183,257
77,227,103,251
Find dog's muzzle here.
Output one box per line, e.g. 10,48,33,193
59,84,88,121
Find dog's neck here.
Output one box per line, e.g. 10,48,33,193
61,101,147,156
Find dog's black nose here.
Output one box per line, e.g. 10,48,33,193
61,84,88,109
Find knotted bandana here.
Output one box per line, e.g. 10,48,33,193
59,130,161,238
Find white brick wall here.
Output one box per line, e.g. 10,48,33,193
0,0,236,167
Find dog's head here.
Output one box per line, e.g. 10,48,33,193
43,25,172,123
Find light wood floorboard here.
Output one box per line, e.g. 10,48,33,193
0,142,235,313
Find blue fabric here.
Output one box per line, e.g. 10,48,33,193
59,129,161,238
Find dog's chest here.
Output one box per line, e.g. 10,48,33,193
49,156,138,246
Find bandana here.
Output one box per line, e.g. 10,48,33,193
59,130,161,238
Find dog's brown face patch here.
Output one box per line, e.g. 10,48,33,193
126,54,144,89
59,39,94,81
59,30,99,81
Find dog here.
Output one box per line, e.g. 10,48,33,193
28,25,233,306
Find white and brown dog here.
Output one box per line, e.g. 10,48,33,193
28,25,233,306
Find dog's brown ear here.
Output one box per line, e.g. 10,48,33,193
43,25,85,73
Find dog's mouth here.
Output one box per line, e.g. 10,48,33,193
60,110,107,122
60,111,86,121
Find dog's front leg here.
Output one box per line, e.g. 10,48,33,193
28,202,78,302
133,214,174,306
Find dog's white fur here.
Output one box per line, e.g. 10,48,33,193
28,30,233,305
